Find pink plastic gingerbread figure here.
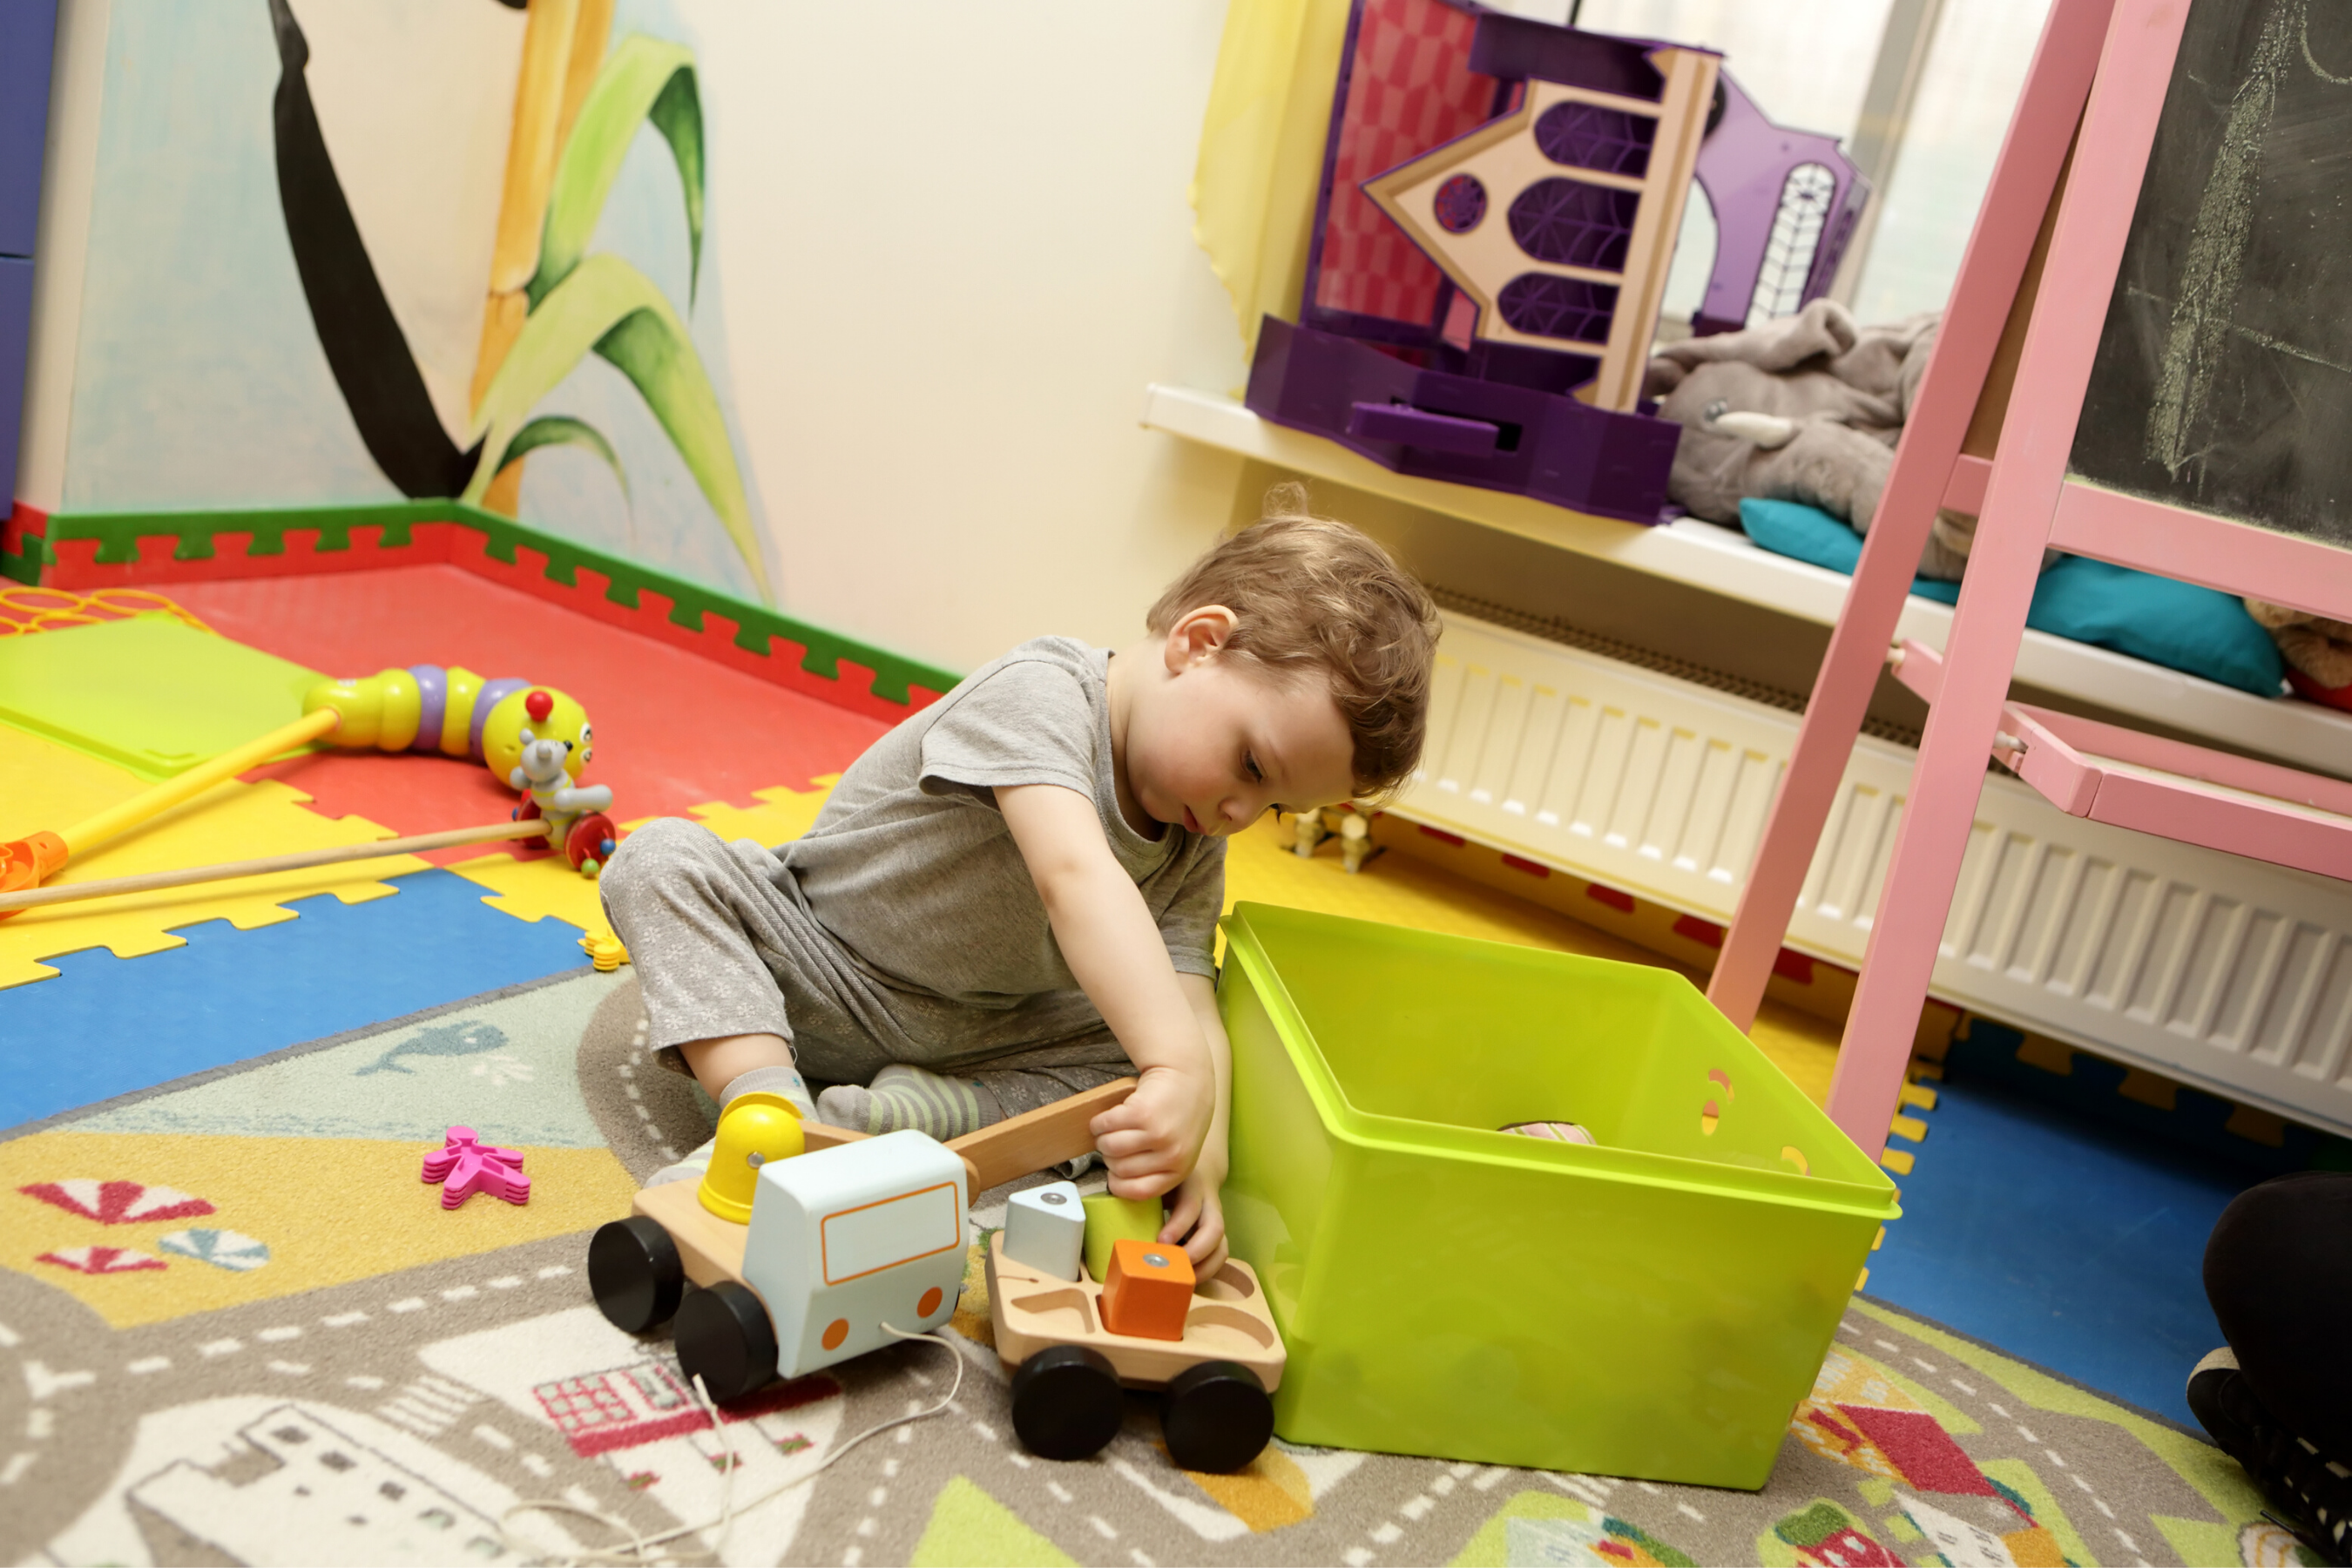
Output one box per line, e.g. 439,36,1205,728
422,1126,531,1209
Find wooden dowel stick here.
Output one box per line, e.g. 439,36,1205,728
0,819,555,914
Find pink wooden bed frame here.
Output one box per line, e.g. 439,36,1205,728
1704,0,2352,1158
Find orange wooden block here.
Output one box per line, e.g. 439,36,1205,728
1099,1236,1195,1342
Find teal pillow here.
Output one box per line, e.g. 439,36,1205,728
1736,498,2284,697
1738,497,1957,603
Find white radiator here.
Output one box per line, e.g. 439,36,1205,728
1405,611,2352,1136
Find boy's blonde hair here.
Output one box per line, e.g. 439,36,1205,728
1147,484,1440,803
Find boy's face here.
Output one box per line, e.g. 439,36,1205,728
1126,610,1357,837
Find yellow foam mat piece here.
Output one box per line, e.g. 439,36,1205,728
0,1131,638,1328
441,777,839,943
1221,817,1843,1107
0,725,426,990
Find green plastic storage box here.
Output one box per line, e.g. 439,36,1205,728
1218,903,1900,1489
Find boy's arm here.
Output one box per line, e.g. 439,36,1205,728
997,783,1213,1199
1159,971,1232,1274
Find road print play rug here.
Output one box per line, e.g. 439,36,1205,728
0,973,2294,1566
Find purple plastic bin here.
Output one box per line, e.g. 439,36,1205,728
1248,318,1678,524
1348,402,1501,456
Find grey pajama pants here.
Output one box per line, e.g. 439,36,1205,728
598,818,1135,1119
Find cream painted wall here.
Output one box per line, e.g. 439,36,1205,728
692,3,1251,677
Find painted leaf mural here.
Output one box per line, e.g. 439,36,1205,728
267,0,771,604
531,36,705,307
463,253,767,602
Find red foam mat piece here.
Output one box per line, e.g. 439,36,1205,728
166,565,891,862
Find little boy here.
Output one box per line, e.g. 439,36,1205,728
599,489,1439,1267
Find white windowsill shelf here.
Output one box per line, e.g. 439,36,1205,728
1141,382,2352,779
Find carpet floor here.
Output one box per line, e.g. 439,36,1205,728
1,969,2287,1567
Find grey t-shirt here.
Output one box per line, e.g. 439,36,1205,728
780,637,1225,1008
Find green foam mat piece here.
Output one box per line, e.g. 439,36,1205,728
0,617,325,781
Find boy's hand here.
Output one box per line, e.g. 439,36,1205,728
1160,1162,1228,1278
1089,1064,1212,1200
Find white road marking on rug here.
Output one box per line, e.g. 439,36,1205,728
2015,1424,2039,1443
196,1340,240,1359
488,1276,523,1289
2113,1528,2140,1553
1950,1377,1977,1395
267,1361,310,1375
322,1310,368,1328
841,1549,862,1566
1472,1466,1509,1490
442,1286,478,1303
1988,1402,2012,1418
2072,1473,2094,1492
0,1453,33,1485
1088,1516,1118,1538
345,1375,385,1390
27,1409,53,1439
1911,1357,1939,1374
258,1326,301,1342
1371,1521,1402,1544
537,1265,571,1280
2044,1448,2067,1468
1677,1501,1707,1522
521,1452,553,1478
474,1425,514,1451
1550,1473,1612,1509
1433,1476,1456,1496
1047,1482,1073,1504
1128,1551,1154,1567
2095,1497,2116,1518
1110,1456,1250,1542
388,1298,425,1314
1342,1550,1372,1566
24,1361,97,1396
1402,1496,1433,1521
0,1320,19,1348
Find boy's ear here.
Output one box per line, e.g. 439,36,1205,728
1163,605,1240,672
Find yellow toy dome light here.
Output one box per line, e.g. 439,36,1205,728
698,1092,806,1223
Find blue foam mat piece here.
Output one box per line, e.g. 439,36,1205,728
1868,1069,2267,1426
0,868,591,1134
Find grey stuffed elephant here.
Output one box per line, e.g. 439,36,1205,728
1643,299,1974,580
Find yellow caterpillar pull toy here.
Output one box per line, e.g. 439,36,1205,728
301,666,620,875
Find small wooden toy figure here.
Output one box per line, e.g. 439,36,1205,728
509,689,617,875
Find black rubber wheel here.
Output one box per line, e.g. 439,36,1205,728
674,1281,778,1403
587,1217,684,1334
1010,1344,1125,1461
1160,1360,1274,1473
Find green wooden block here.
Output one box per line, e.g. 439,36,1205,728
1080,1193,1164,1283
0,617,324,781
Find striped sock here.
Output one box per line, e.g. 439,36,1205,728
817,1064,1000,1139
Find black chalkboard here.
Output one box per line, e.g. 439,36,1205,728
2070,0,2352,549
